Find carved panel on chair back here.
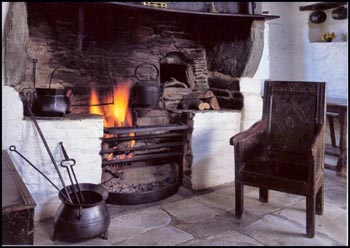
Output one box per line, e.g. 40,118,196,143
263,81,324,157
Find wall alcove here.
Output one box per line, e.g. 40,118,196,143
299,2,348,43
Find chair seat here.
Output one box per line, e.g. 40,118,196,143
241,158,309,182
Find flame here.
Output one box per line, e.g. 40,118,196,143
89,81,133,128
107,153,114,161
129,132,135,148
90,81,135,161
89,87,104,116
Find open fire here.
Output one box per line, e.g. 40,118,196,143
89,80,135,161
89,80,133,128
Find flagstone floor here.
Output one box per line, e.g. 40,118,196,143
33,156,348,246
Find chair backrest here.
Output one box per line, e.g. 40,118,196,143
262,81,326,157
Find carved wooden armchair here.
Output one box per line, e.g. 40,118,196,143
230,80,326,238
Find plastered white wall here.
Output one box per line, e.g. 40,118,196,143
2,86,103,221
191,111,241,190
261,2,348,99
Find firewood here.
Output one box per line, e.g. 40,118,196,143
208,96,220,110
182,95,209,110
204,90,214,98
191,90,215,99
199,102,210,110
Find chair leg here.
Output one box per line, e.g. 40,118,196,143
306,195,316,238
235,182,244,219
316,186,324,215
259,188,268,203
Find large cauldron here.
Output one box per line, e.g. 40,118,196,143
53,183,110,242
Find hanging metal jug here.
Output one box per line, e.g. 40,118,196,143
133,63,162,108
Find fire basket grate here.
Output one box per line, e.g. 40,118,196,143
100,123,188,204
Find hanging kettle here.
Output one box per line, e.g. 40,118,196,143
133,63,162,108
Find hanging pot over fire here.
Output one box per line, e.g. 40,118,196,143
133,62,162,108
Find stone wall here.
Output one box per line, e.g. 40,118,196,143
15,2,258,114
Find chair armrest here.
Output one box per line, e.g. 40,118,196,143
230,119,267,146
310,123,326,174
230,119,267,166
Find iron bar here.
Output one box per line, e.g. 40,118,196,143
104,124,188,135
100,141,183,154
9,146,71,203
102,151,182,166
102,132,182,142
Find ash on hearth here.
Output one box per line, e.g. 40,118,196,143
103,175,177,194
101,162,178,194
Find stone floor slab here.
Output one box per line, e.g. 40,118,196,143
33,219,55,246
186,211,261,239
244,188,304,216
109,209,171,244
179,229,263,246
118,226,193,246
162,196,224,224
107,202,161,219
324,170,347,209
33,218,113,246
277,199,348,245
197,186,235,211
242,214,338,246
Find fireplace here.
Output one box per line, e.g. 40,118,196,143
2,2,278,220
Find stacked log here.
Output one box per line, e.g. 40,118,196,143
181,90,220,110
208,71,243,110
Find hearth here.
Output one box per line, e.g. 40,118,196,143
101,123,188,204
3,2,279,220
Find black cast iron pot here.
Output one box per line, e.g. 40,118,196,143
31,88,72,117
53,183,110,242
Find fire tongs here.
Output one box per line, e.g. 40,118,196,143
59,142,85,205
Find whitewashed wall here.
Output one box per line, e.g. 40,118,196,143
261,2,348,99
2,86,104,221
191,111,241,190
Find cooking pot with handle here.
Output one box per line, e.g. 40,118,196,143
133,63,162,108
